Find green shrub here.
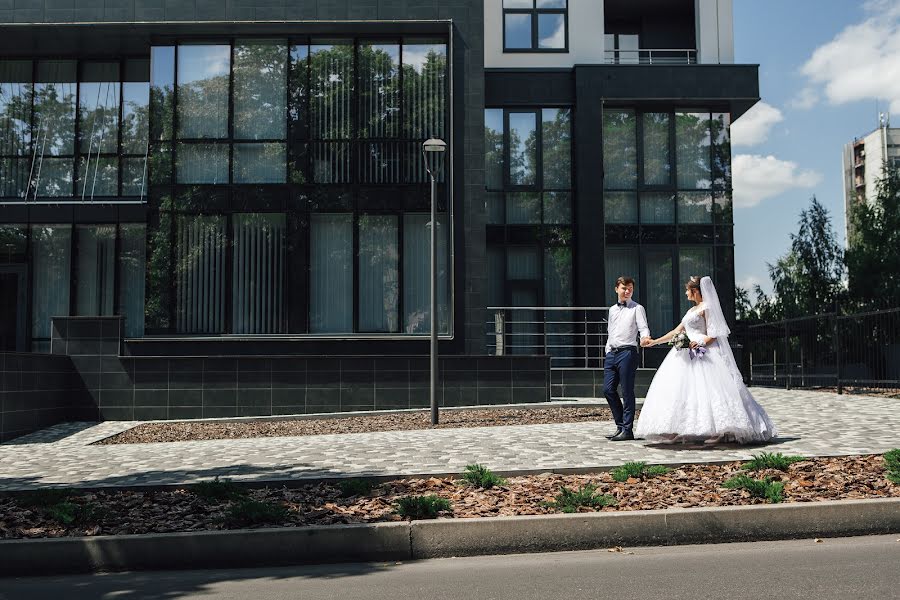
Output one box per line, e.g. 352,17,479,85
338,478,375,498
611,462,670,483
884,448,900,484
393,495,451,519
741,452,805,472
193,477,246,502
223,499,289,528
723,474,784,503
544,484,617,513
460,464,507,489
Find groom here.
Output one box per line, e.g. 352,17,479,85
604,276,651,441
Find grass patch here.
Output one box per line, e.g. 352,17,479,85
45,501,79,525
338,478,375,498
723,474,784,503
544,484,617,513
885,449,900,484
393,495,452,520
222,499,289,528
460,464,507,489
192,477,246,502
610,462,671,483
741,452,805,472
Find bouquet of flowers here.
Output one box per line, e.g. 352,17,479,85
670,332,707,359
669,332,691,350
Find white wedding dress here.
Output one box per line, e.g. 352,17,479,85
635,287,777,444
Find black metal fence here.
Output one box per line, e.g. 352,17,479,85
736,305,900,397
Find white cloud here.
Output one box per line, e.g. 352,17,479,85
789,87,818,110
797,1,900,113
732,154,822,209
731,102,784,146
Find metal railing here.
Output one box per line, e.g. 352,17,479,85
487,306,618,369
737,305,900,396
603,48,697,65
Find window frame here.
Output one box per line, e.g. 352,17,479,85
502,0,569,54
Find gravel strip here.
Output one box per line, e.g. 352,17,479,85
96,407,622,445
1,454,896,540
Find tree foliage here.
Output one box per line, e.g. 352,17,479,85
845,164,900,305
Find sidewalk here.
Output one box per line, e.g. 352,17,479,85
0,389,897,491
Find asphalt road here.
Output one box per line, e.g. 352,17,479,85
2,534,898,600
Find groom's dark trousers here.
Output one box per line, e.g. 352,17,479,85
604,346,638,432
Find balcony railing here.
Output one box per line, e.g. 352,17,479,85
603,48,697,65
486,306,647,370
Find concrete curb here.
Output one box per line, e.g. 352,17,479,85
2,498,898,575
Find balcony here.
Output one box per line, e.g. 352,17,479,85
603,48,697,65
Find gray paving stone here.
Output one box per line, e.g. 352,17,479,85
0,390,898,491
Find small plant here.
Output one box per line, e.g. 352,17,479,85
460,464,507,489
393,495,452,519
338,478,375,497
193,477,246,502
46,501,79,525
741,452,805,472
611,462,670,483
723,474,784,503
223,499,289,528
544,484,617,513
884,448,900,484
19,488,72,508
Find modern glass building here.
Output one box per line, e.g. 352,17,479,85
0,0,758,439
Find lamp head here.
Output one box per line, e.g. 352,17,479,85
422,138,447,153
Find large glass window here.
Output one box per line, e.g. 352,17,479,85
34,61,76,197
509,112,537,186
676,110,711,189
643,112,671,185
309,213,353,333
31,225,72,351
175,215,227,334
0,61,32,199
118,224,146,337
358,215,399,333
75,225,116,316
604,247,639,306
678,246,712,314
503,0,568,51
232,213,287,334
485,109,504,191
403,213,450,334
644,249,674,332
233,39,287,184
177,45,230,139
602,109,637,190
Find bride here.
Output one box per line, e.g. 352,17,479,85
634,276,777,444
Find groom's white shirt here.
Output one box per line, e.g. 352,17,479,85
605,300,650,352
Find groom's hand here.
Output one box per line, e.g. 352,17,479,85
640,337,652,347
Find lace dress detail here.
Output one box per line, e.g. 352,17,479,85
634,307,777,444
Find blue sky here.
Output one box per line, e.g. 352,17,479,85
731,0,899,296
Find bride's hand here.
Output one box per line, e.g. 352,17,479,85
689,341,699,349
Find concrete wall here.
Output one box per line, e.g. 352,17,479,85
0,352,93,442
51,317,550,421
695,0,734,64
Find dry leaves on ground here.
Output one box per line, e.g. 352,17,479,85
0,455,896,540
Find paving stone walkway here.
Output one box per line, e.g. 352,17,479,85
0,389,897,491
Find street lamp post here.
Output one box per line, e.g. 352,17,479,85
422,137,446,426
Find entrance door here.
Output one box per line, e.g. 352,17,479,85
0,266,26,351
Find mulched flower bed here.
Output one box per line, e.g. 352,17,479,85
95,407,623,445
1,454,896,540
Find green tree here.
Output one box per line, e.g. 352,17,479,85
767,196,844,318
845,164,900,305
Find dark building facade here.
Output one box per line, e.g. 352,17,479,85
0,0,758,439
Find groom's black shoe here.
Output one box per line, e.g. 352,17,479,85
610,429,635,441
605,427,623,439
